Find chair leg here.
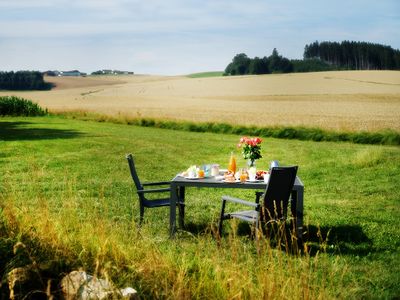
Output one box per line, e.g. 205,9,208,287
218,199,227,236
178,204,185,228
139,205,145,225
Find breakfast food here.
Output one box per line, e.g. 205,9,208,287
224,171,236,182
256,170,269,180
224,176,236,183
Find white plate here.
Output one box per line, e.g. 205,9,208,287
246,179,262,183
223,179,240,183
184,176,199,180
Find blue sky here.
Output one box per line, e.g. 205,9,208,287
1,0,399,75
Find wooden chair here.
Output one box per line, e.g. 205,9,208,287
218,166,298,237
126,154,185,226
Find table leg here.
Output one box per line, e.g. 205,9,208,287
178,186,185,228
291,187,304,242
170,182,178,237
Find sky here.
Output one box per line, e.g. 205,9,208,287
1,0,399,75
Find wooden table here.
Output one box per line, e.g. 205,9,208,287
170,175,304,239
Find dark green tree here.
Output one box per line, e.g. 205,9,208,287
249,56,270,74
291,58,334,72
268,48,293,73
224,53,251,75
303,40,400,70
0,71,52,90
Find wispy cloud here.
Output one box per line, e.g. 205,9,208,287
0,0,399,74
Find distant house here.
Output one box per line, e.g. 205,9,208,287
43,70,60,76
60,70,82,76
113,70,134,75
114,70,134,75
91,69,134,75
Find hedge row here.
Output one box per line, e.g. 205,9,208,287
128,119,400,146
0,96,47,116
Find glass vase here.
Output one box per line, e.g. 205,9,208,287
247,159,256,168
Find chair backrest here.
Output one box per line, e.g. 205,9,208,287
126,154,143,192
263,166,298,220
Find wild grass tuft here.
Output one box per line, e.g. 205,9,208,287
352,148,386,168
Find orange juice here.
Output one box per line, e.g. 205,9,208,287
198,169,205,178
240,173,247,182
228,152,236,174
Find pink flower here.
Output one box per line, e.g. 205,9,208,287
237,136,263,161
238,136,262,148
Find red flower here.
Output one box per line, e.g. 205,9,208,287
254,137,262,144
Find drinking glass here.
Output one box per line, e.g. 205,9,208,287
198,169,205,178
248,167,256,181
239,168,248,183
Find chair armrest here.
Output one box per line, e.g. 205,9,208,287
142,181,171,186
137,187,171,194
222,195,259,208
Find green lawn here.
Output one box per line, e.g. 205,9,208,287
0,116,399,299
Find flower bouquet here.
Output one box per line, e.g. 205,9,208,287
237,136,262,167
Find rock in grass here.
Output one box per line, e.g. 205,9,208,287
60,270,137,299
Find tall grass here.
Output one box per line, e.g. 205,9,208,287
0,116,399,298
0,203,339,299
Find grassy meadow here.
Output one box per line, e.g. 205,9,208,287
1,116,399,298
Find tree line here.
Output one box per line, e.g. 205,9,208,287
225,41,400,76
0,71,53,90
224,49,294,75
304,41,400,70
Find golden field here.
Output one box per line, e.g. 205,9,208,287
2,70,400,132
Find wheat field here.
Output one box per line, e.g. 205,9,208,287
2,70,400,132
